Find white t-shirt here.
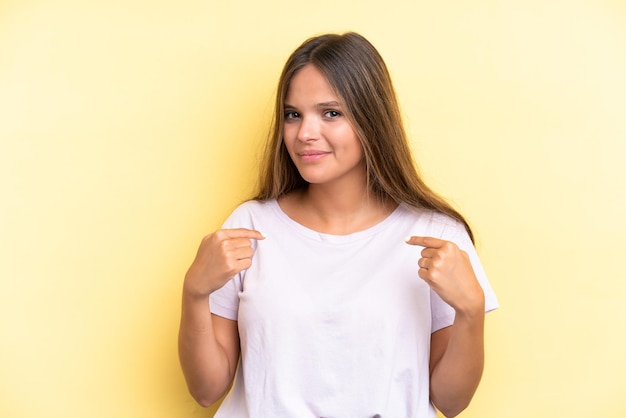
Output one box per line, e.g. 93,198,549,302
210,199,498,418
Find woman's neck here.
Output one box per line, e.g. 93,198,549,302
279,185,397,235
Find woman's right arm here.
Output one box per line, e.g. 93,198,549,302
178,228,264,407
178,296,240,406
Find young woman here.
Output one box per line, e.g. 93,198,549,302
179,32,498,418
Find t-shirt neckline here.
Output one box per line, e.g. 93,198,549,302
268,199,406,244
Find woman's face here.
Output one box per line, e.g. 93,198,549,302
282,64,365,189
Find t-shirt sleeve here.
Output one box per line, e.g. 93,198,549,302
210,273,243,321
430,220,499,332
208,204,256,321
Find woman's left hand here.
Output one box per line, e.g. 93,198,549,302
405,236,485,315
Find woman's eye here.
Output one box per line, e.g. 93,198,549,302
285,111,300,119
325,110,340,118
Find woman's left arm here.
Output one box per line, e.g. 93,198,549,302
429,306,485,417
405,236,486,418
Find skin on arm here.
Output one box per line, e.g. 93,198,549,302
405,236,486,418
429,312,485,417
178,228,264,407
178,304,240,406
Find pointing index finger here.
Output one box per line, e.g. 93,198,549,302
223,228,266,240
404,236,443,248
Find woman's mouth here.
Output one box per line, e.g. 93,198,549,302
297,150,330,162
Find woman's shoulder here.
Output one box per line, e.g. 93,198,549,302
399,203,468,239
399,203,459,225
221,198,278,227
228,198,277,217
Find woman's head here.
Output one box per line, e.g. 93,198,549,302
259,33,407,196
255,32,474,241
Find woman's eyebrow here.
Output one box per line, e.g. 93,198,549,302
316,101,341,108
284,101,342,109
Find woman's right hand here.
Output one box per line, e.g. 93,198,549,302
183,228,265,298
179,228,262,405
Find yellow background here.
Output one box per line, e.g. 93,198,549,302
1,1,625,417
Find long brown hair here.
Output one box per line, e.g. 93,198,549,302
253,32,474,242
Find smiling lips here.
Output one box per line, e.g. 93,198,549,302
297,150,331,162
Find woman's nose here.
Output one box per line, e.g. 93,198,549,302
296,116,319,142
